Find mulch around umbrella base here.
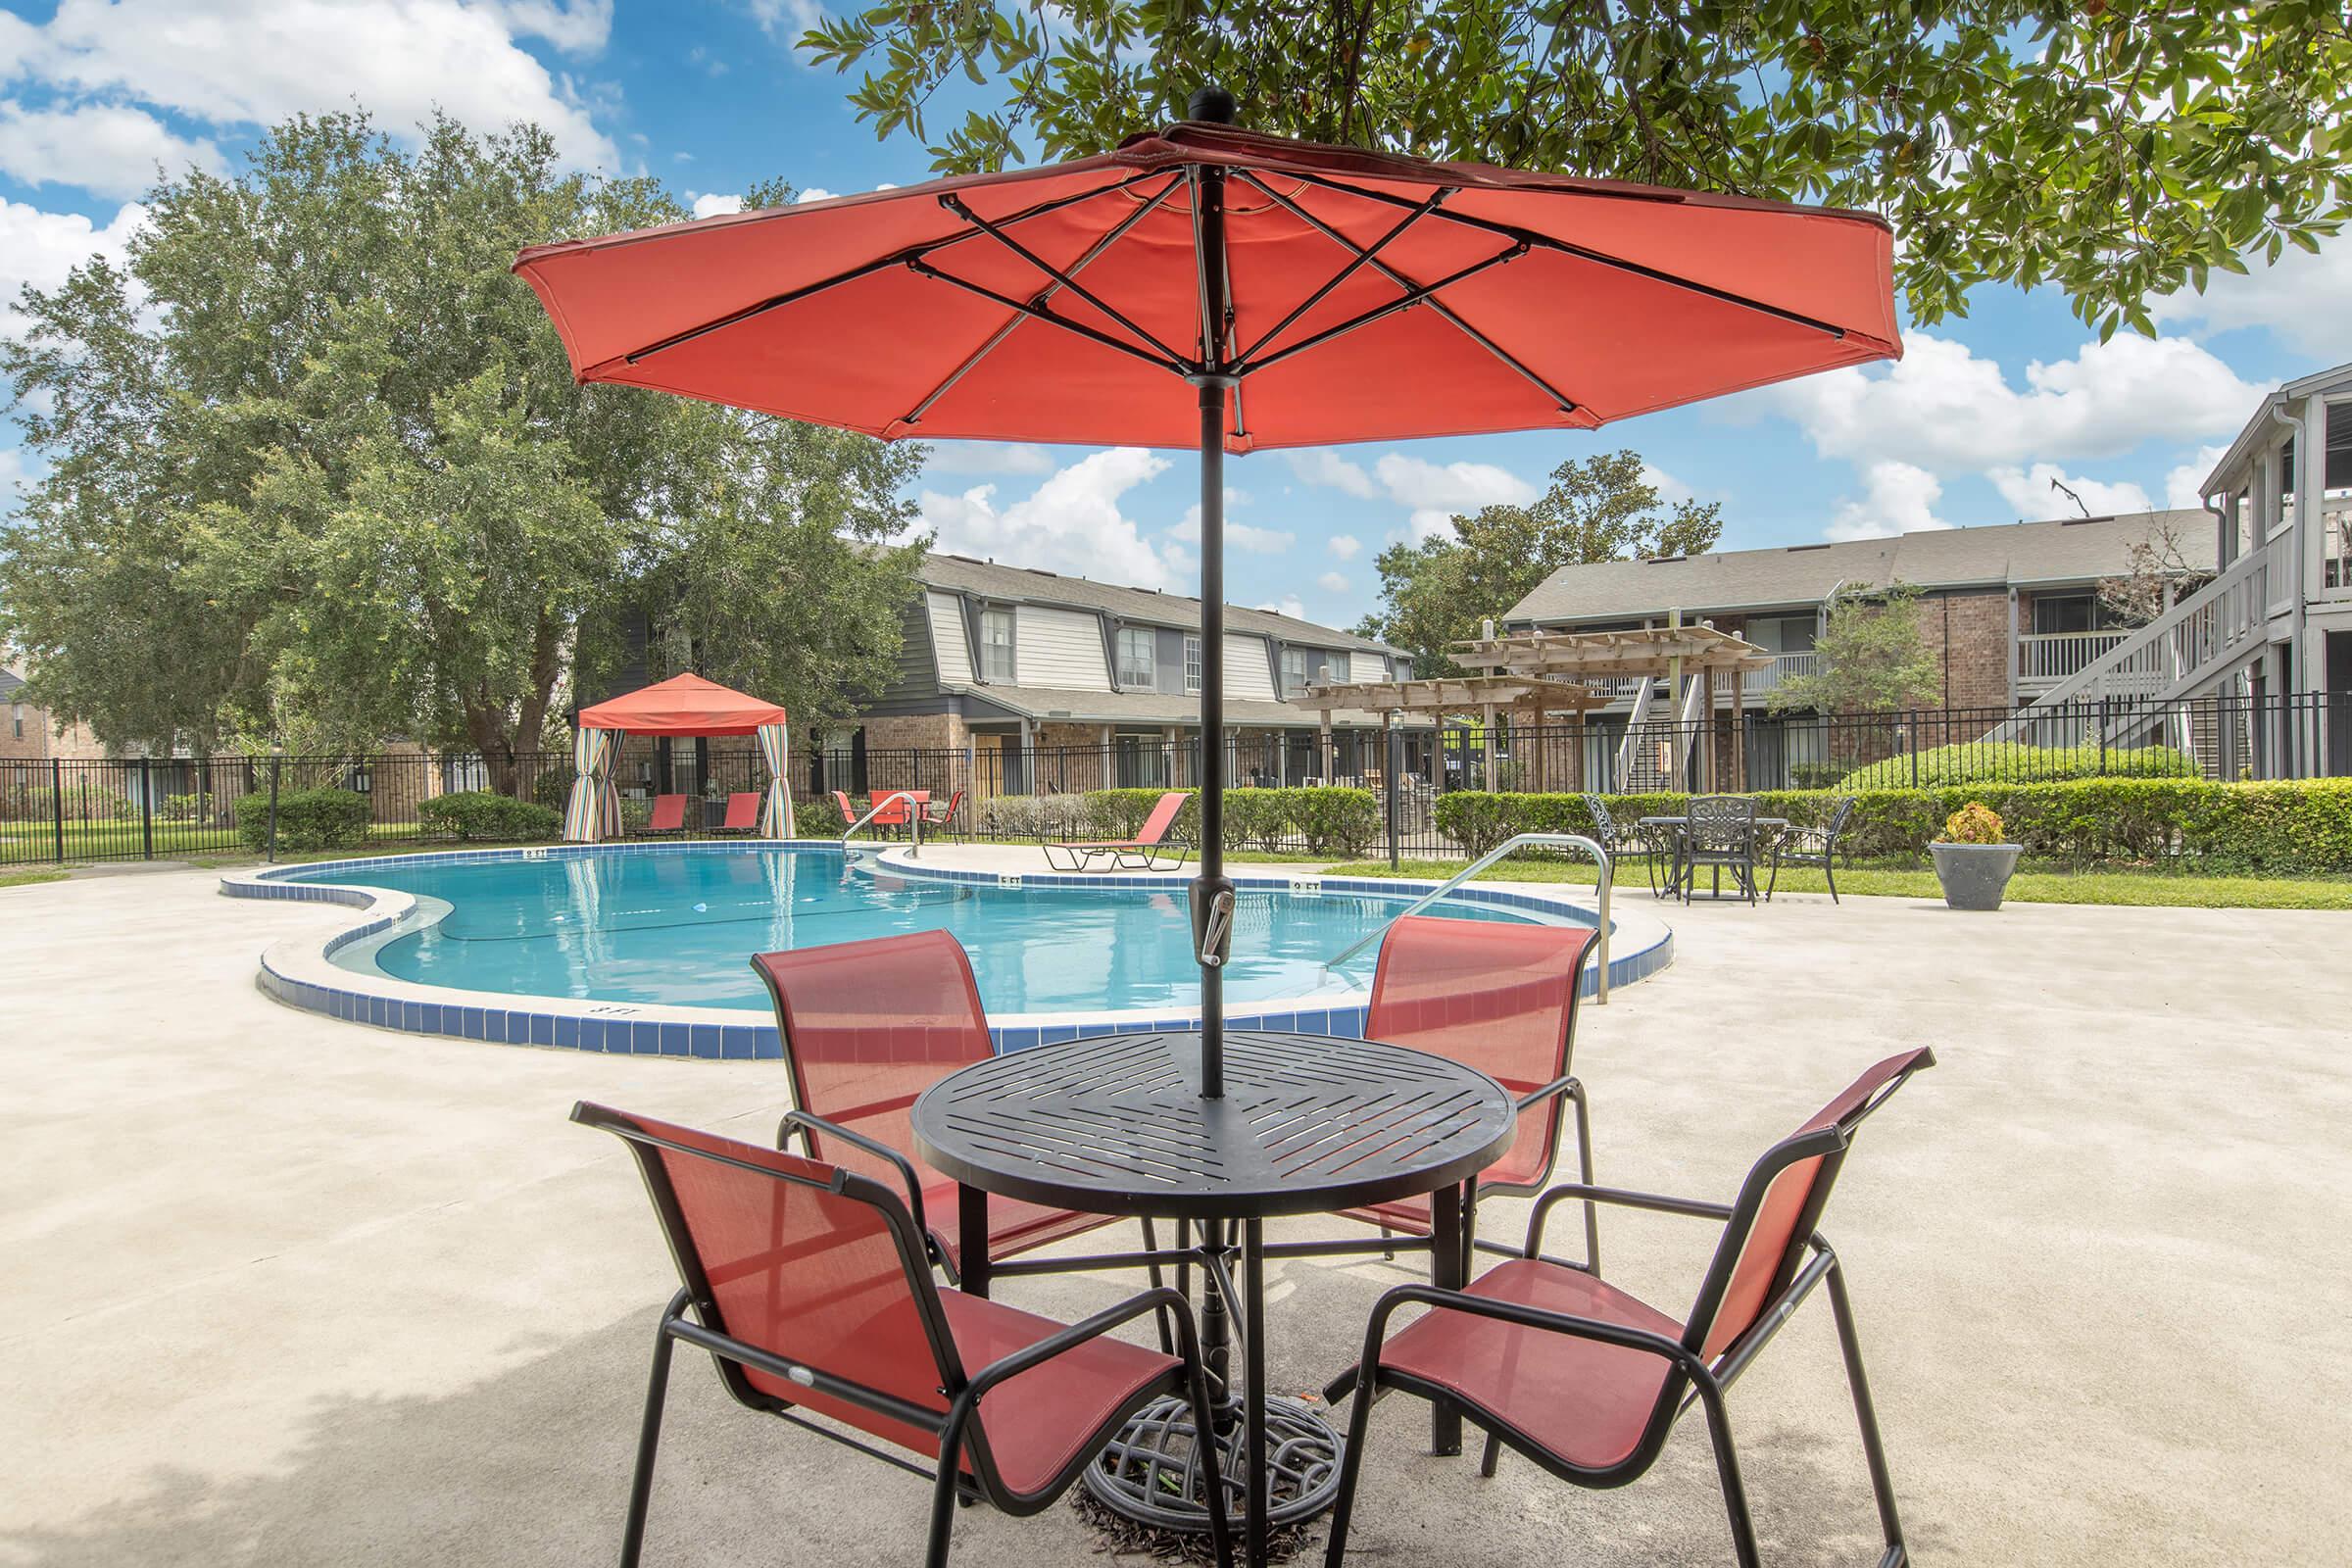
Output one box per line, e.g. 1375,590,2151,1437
1069,1488,1322,1564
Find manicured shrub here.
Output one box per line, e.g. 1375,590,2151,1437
1838,740,2193,792
418,790,561,842
236,787,371,852
1285,787,1383,856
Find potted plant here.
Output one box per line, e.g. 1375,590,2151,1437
1929,803,2022,910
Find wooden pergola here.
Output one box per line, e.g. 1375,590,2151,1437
1301,672,1610,793
1450,625,1779,791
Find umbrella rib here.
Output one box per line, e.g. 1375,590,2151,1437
1233,186,1451,367
604,168,1173,372
906,260,1191,377
1235,171,1583,415
1236,243,1528,378
1278,168,1858,341
939,192,1189,368
901,174,1186,428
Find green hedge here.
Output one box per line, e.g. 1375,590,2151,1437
418,790,561,842
967,785,1383,857
1433,779,2352,875
1838,740,2194,792
237,787,372,853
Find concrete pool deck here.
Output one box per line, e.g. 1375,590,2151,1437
1,865,2346,1566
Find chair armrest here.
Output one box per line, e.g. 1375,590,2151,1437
962,1286,1196,1399
1322,1280,1705,1404
1514,1073,1577,1113
1525,1181,1733,1257
779,1110,932,1248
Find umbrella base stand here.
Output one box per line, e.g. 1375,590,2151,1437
1079,1392,1343,1539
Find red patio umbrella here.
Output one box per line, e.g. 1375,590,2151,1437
515,88,1900,1096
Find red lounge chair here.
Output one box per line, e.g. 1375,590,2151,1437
920,788,965,837
830,789,858,828
1042,789,1190,871
719,792,760,833
1335,915,1600,1267
749,929,1152,1285
1319,1049,1935,1568
645,793,688,834
572,1103,1231,1568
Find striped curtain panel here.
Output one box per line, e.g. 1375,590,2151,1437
757,721,796,838
564,726,619,842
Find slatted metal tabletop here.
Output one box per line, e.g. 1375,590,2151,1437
911,1029,1518,1222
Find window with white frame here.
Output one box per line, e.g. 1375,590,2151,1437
1183,634,1202,694
979,609,1015,682
1280,646,1311,696
1116,626,1154,687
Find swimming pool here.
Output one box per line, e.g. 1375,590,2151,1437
278,845,1529,1013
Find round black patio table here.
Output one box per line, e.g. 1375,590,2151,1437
910,1028,1516,1567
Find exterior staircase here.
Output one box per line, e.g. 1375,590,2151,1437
1614,673,1705,791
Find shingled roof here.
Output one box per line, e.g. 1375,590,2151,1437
919,553,1401,655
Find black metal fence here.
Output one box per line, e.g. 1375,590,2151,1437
4,689,2342,867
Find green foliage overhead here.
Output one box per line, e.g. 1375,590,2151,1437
804,1,2352,336
1769,583,1941,715
1838,739,2193,791
1359,448,1722,675
1,113,929,788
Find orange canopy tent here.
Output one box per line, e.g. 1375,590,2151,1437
565,673,795,841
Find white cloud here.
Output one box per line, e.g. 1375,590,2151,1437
690,192,743,220
0,197,145,340
1327,533,1360,561
923,440,1055,476
0,102,222,200
1171,492,1292,554
742,0,827,38
1255,596,1306,619
2165,444,2230,511
1824,462,1951,542
1640,462,1693,505
1372,453,1538,513
1316,571,1348,594
10,0,619,171
2150,245,2352,339
1404,510,1460,544
0,444,27,513
1284,448,1378,500
794,186,836,204
915,448,1174,588
1986,464,2155,521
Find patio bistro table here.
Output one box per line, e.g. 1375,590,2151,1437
1640,813,1788,900
910,1028,1516,1568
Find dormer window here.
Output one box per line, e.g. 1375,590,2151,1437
1116,626,1155,687
979,609,1015,681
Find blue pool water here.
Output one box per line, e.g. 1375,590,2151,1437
284,848,1542,1015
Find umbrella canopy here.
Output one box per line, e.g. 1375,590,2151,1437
577,672,787,736
516,90,1901,1096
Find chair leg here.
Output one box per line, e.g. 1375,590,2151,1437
1378,1223,1394,1261
1320,1372,1381,1567
924,1412,969,1568
1478,1429,1502,1479
1567,1079,1599,1275
1828,1259,1909,1564
619,1305,682,1568
1176,1328,1236,1568
1142,1216,1170,1354
1825,856,1840,905
1765,849,1780,903
1692,1376,1764,1568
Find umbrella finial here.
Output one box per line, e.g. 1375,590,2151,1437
1187,84,1238,124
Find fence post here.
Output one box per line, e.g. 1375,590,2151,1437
266,752,284,862
139,756,155,860
1385,712,1402,870
2098,697,2109,773
51,758,65,862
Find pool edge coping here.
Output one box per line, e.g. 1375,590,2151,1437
220,840,1673,1059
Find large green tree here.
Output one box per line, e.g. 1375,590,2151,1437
0,116,927,787
806,1,2352,336
1358,448,1721,673
1768,583,1943,714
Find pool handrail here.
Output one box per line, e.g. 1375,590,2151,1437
1323,833,1613,1004
841,791,926,857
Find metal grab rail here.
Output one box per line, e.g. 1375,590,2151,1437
1323,832,1613,1004
840,791,925,857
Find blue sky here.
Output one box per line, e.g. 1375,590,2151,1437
3,0,2345,631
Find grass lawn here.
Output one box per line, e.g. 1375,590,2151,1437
0,867,70,890
1311,855,2352,910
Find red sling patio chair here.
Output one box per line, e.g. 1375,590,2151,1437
1042,789,1191,871
750,929,1168,1294
719,792,760,833
572,1102,1232,1568
644,793,689,835
1324,915,1600,1269
1319,1048,1934,1568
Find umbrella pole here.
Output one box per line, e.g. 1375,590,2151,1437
1189,146,1235,1101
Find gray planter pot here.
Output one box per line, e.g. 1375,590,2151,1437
1930,842,2022,910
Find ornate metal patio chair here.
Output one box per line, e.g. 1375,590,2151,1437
1769,796,1857,904
751,930,1162,1291
1320,1048,1935,1568
1680,794,1760,905
572,1102,1231,1568
1326,914,1602,1271
1582,793,1670,899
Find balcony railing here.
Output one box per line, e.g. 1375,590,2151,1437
1741,650,1817,696
2017,630,2135,690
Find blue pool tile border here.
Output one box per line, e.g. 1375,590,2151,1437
223,840,1670,1059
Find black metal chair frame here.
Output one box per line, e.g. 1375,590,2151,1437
574,1102,1234,1568
1769,796,1857,904
1583,793,1671,900
1318,1053,1933,1568
1677,794,1762,905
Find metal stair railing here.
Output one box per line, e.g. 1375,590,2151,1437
840,790,925,857
1613,677,1655,788
1323,833,1613,1004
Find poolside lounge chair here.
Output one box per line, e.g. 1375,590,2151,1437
749,929,1158,1288
572,1102,1231,1568
919,789,965,838
719,792,760,833
1328,915,1601,1270
1319,1048,1934,1568
644,793,688,835
1042,789,1190,871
